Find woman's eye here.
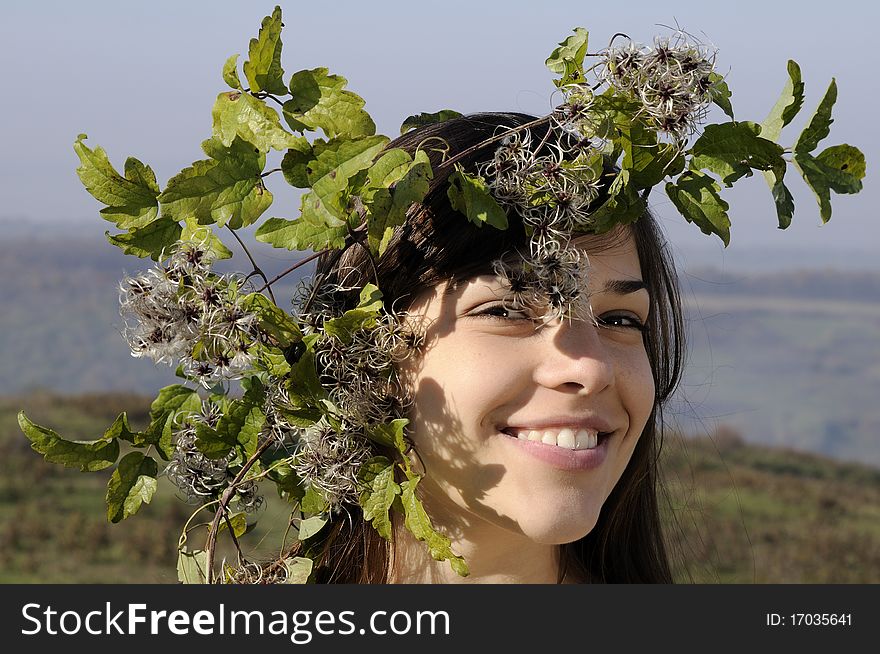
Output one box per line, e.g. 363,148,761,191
598,313,646,332
470,303,534,321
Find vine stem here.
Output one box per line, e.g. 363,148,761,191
227,226,276,305
252,92,286,107
434,115,553,173
256,248,329,293
205,438,276,583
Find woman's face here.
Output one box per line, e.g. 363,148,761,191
402,233,655,546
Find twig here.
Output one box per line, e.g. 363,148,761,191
227,226,276,305
435,115,553,173
204,438,275,583
256,248,329,293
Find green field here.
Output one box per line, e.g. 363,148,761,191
2,394,878,583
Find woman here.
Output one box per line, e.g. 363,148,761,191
299,112,684,583
23,11,858,585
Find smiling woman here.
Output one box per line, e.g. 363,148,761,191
295,113,685,583
17,6,863,586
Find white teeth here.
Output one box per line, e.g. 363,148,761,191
508,427,601,450
556,428,576,449
575,429,598,449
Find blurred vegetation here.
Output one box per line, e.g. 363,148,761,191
2,394,878,583
662,426,880,583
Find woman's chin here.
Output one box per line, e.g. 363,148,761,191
516,510,601,545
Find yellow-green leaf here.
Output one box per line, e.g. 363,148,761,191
212,92,302,153
400,475,468,577
242,6,286,95
447,167,508,229
177,547,208,584
159,137,272,230
358,457,401,540
794,79,837,154
74,135,160,230
222,54,242,90
761,60,804,142
18,412,120,472
665,171,731,246
105,451,158,523
283,67,376,138
282,557,313,584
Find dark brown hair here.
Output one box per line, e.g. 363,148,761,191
300,113,685,583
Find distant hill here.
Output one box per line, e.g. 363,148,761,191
1,232,879,466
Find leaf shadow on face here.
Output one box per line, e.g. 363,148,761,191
391,285,518,581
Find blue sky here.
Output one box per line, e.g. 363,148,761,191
1,0,876,269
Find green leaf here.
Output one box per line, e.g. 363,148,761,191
690,121,786,186
357,457,401,540
301,135,390,222
177,547,208,584
196,397,265,460
180,218,233,260
257,136,389,250
18,411,120,472
761,60,804,142
545,27,589,87
666,171,731,246
794,79,837,154
399,475,468,577
282,557,313,584
267,461,305,499
242,6,287,95
74,135,160,230
212,91,302,153
619,120,683,188
297,515,328,541
794,146,866,224
105,216,182,261
300,485,330,514
322,283,384,344
222,54,242,90
283,67,376,138
365,418,409,453
400,110,462,134
586,169,646,233
365,150,432,255
159,137,272,230
143,385,201,459
816,144,867,191
103,412,143,445
254,213,350,251
280,140,315,188
241,292,302,347
708,72,734,120
447,167,508,229
287,345,328,410
761,166,796,229
105,451,158,523
218,512,248,538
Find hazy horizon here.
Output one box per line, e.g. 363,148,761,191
1,0,876,271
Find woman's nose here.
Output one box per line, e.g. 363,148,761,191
532,319,615,396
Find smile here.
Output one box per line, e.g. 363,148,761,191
500,425,614,450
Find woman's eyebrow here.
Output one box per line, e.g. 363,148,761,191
600,279,648,295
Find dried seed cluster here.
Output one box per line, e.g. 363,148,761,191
119,241,260,387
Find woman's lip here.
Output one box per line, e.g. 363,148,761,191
499,430,610,471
